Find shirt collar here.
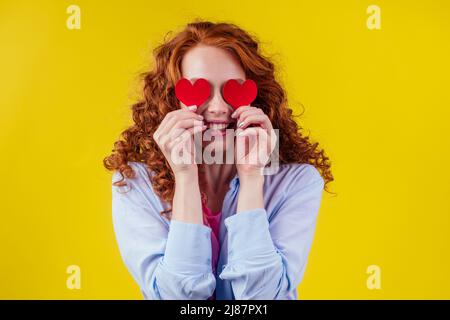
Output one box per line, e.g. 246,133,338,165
228,173,239,189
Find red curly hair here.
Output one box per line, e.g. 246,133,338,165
103,20,333,219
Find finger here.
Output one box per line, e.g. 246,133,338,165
236,127,267,150
239,128,270,165
237,127,266,139
171,118,205,132
236,107,263,120
155,109,201,140
237,114,269,130
163,119,204,144
235,128,249,161
156,109,188,139
230,105,253,119
267,128,278,153
235,107,264,127
166,123,206,150
235,127,259,152
167,131,195,165
235,127,265,165
257,129,273,166
180,104,198,112
252,128,272,160
156,111,203,140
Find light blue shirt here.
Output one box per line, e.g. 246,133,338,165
111,161,324,300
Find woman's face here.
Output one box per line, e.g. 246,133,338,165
180,45,245,160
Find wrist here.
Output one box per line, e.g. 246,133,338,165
239,172,264,189
174,168,198,183
237,174,264,213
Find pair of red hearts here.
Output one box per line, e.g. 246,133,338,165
175,78,257,109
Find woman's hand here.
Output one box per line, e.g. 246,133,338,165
153,105,206,177
232,105,278,178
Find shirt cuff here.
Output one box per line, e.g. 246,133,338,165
224,208,276,261
163,219,212,273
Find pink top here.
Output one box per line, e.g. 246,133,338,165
201,195,222,300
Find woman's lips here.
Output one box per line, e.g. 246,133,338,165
204,121,236,136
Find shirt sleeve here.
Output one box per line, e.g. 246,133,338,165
218,164,324,299
111,162,216,300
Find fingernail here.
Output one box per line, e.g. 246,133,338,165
238,131,245,136
188,105,197,110
238,121,244,128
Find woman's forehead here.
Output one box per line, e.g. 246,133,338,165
181,45,245,84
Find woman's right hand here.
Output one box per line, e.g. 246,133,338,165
153,105,206,176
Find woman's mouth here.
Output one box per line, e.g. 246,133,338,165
205,121,236,136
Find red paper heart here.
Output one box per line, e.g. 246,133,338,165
222,79,258,109
175,78,211,107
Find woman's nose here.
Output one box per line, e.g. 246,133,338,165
205,91,231,116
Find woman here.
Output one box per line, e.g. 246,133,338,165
104,20,333,300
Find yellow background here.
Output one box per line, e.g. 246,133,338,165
1,0,449,299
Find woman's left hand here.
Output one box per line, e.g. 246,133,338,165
232,105,278,177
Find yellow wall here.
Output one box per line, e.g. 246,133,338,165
1,0,449,299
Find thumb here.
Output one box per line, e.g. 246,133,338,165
180,103,198,112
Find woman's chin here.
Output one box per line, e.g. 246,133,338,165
203,141,228,152
202,140,233,161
